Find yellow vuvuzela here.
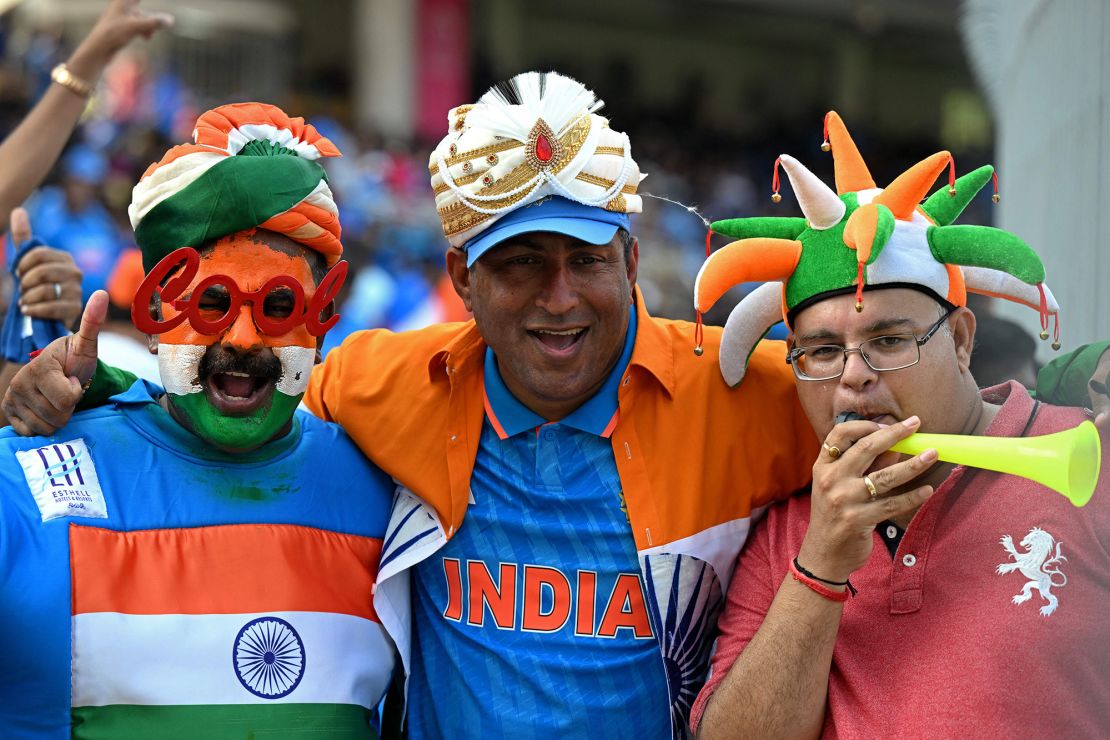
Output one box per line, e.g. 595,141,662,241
889,421,1101,507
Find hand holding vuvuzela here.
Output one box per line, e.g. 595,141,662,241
798,416,939,584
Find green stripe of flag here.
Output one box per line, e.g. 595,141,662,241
72,702,376,740
134,155,326,271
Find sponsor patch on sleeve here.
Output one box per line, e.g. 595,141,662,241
16,439,108,522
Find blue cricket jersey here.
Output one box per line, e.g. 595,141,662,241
0,380,396,738
407,309,671,737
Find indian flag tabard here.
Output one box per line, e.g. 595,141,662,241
69,523,391,739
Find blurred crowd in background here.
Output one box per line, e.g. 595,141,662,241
0,7,1038,383
0,15,466,356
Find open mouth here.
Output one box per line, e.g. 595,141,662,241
204,370,276,415
529,327,587,355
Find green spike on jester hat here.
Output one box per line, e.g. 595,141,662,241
711,217,806,241
694,111,1060,388
921,165,995,226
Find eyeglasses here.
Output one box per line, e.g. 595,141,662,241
786,307,956,381
132,247,348,338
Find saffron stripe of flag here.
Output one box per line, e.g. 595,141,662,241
70,523,381,619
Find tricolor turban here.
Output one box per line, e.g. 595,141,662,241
129,102,342,272
429,71,646,248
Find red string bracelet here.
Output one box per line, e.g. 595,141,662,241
789,558,852,602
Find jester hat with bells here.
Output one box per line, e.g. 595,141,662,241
429,71,645,252
694,111,1060,388
129,102,343,273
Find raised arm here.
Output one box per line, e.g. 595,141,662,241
0,0,172,223
696,418,936,739
0,207,84,419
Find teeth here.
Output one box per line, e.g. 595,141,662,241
534,328,584,336
224,371,251,378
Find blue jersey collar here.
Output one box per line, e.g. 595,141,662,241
483,306,636,439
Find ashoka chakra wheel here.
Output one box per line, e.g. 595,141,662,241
233,616,306,699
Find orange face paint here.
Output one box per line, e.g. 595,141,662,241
135,231,342,453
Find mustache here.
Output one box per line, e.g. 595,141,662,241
198,346,282,381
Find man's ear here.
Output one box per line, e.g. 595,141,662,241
445,246,473,311
952,306,976,372
626,236,639,290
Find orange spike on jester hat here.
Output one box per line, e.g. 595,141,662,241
825,111,876,194
873,151,953,222
697,112,1061,387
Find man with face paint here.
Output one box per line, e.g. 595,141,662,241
0,104,396,738
141,230,333,452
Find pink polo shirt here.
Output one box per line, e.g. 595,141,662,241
691,382,1110,738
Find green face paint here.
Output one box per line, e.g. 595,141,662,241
158,343,316,453
168,390,302,451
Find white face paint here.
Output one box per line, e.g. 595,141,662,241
157,344,315,397
273,346,315,395
158,343,207,396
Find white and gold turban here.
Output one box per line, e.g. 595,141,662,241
429,71,646,248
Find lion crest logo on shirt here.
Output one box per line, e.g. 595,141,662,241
996,527,1068,617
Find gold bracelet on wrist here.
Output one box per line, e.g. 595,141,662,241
50,64,93,98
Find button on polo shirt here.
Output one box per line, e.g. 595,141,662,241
407,308,670,739
879,520,905,558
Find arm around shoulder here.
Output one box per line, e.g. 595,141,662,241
303,341,344,422
304,327,375,422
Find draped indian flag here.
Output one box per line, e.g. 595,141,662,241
69,523,391,739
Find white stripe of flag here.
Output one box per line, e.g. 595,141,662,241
72,611,392,709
